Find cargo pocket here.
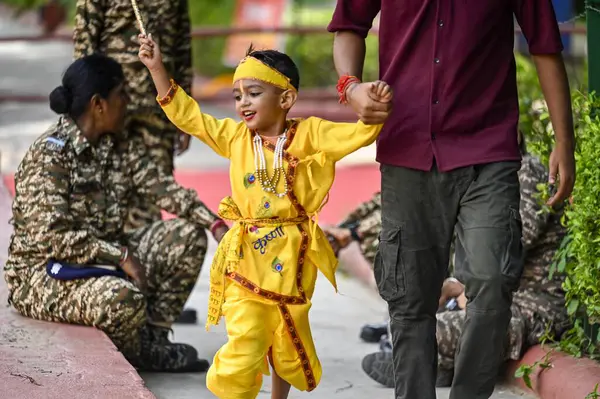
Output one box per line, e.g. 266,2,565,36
501,206,524,282
373,226,405,302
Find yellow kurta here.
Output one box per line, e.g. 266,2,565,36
160,83,382,397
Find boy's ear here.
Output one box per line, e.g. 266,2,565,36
280,89,297,110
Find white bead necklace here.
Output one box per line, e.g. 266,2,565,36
252,130,288,198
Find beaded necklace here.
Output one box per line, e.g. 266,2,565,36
252,129,288,198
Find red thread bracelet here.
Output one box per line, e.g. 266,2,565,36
336,75,361,104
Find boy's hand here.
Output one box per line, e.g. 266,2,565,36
346,80,393,125
138,33,163,72
370,80,393,103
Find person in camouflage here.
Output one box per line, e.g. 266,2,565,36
73,0,194,231
3,55,228,373
360,140,571,388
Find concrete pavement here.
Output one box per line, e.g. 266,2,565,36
141,235,531,399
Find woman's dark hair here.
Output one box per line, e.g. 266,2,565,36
49,53,124,119
246,44,300,91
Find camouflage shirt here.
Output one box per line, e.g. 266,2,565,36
4,117,217,284
73,0,193,115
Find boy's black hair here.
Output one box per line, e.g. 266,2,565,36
246,44,300,91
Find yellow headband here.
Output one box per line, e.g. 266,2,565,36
233,56,296,92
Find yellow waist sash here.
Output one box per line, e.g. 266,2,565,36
206,196,337,330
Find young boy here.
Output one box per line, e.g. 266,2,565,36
139,34,392,398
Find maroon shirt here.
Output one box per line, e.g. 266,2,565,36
328,0,563,172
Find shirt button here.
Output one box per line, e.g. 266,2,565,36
433,99,439,105
438,20,444,27
434,58,440,64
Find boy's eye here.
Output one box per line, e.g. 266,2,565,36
249,92,261,97
234,95,242,101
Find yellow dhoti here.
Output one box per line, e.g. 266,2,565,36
207,283,321,398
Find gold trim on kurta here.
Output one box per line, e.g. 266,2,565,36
278,304,317,391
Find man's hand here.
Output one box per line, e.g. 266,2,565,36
346,80,393,125
547,141,576,207
120,253,148,294
212,224,229,243
438,278,465,308
321,225,352,249
175,131,191,155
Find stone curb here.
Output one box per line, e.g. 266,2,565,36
0,178,156,399
506,345,600,399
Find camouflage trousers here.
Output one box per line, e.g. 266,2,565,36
124,113,178,232
436,291,569,370
9,219,207,363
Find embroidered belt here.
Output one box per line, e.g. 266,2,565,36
206,196,313,330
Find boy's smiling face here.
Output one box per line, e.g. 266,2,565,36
232,79,296,133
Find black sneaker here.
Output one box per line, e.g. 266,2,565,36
362,351,455,388
360,322,389,343
436,368,454,387
361,351,395,388
175,308,198,325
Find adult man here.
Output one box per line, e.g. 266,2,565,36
327,2,576,398
73,0,193,231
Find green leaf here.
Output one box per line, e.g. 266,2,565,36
567,299,580,316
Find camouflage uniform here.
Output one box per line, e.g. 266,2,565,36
435,154,569,369
3,117,218,368
73,0,193,230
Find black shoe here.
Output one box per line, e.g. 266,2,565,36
362,351,454,389
175,308,198,324
360,322,389,343
436,368,453,387
361,351,395,388
136,324,209,373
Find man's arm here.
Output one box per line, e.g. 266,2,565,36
73,0,106,59
127,138,219,228
514,0,576,206
328,0,390,124
327,0,381,78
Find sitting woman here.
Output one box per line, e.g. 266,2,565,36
3,54,228,373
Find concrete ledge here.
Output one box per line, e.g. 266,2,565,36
0,179,156,399
507,345,600,398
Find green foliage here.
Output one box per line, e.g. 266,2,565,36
555,91,600,335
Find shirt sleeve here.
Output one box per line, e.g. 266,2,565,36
173,0,193,94
36,147,123,266
159,81,242,159
519,155,551,249
327,0,381,39
513,0,564,55
308,117,383,162
127,137,219,228
73,0,106,58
